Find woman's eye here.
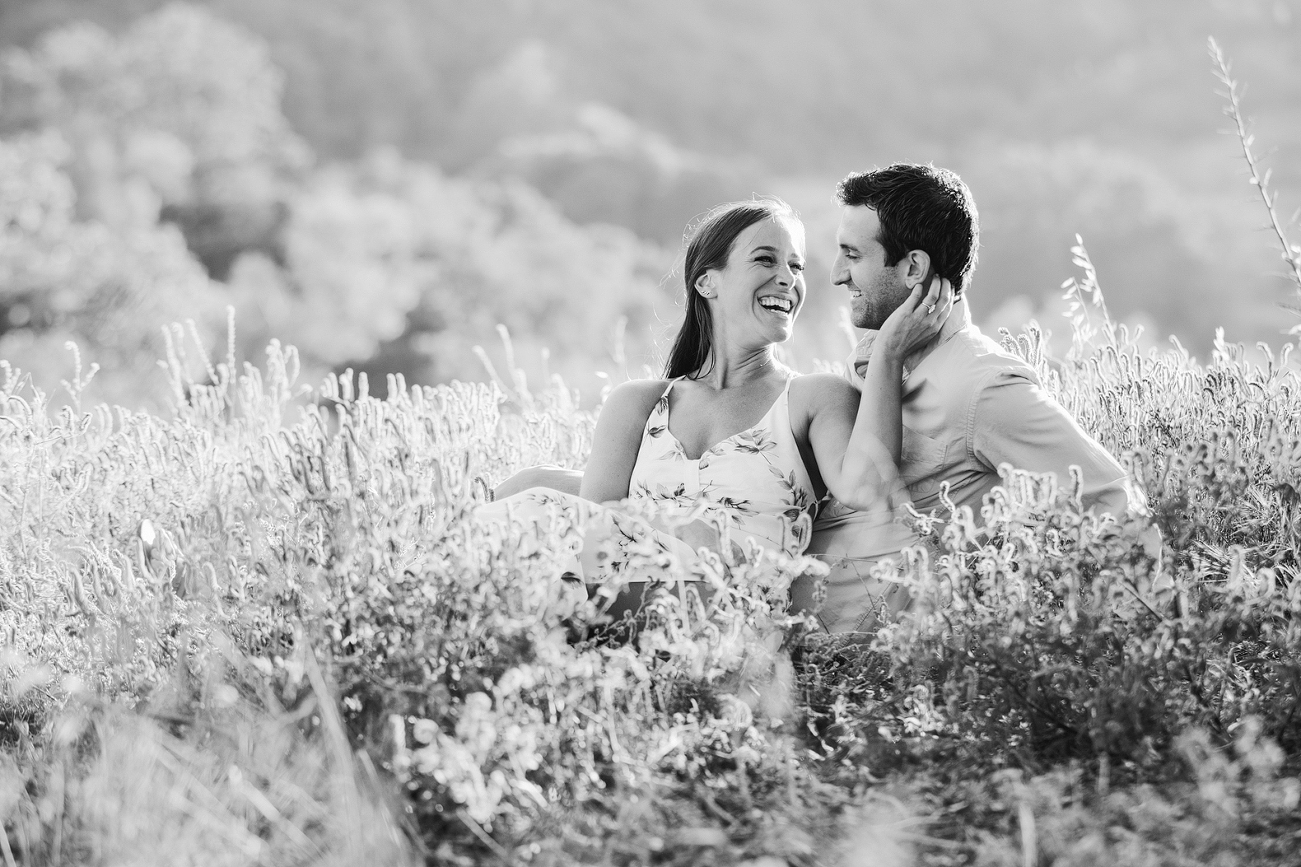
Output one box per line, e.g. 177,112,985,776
790,262,805,272
755,255,775,265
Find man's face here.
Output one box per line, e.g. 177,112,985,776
832,205,911,331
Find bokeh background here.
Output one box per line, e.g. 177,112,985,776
1,0,1298,407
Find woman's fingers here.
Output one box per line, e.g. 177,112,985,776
903,279,928,313
934,276,954,316
910,276,939,321
918,276,955,321
876,273,956,358
922,274,942,310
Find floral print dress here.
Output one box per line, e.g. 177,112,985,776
628,377,818,558
478,377,820,592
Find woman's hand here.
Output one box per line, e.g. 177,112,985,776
672,518,721,552
645,514,721,552
808,274,953,510
874,275,955,363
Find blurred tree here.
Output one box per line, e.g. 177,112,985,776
0,5,313,405
209,0,512,162
0,4,680,406
0,131,223,407
226,149,675,399
2,0,1295,192
961,140,1280,348
0,4,308,277
400,168,674,395
484,102,763,246
223,159,428,377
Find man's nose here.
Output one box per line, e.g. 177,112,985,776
831,257,849,285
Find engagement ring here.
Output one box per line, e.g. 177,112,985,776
924,303,936,314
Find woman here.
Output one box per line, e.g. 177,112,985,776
483,198,952,617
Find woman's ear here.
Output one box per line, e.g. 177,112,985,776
900,250,933,289
695,272,716,298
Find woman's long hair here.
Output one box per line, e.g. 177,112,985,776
664,198,799,380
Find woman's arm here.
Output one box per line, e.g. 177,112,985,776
805,278,953,509
579,380,666,504
493,466,583,500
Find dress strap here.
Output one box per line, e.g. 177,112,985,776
650,377,681,419
641,378,681,438
773,374,816,499
763,374,796,421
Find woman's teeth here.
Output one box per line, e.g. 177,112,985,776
759,297,793,313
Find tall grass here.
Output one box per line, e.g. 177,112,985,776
3,263,1301,864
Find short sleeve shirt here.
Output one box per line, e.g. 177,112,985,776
845,297,1136,519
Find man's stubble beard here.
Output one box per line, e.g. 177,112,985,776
851,300,886,331
850,287,909,331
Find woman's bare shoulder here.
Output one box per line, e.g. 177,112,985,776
790,372,858,412
607,377,670,402
600,378,671,418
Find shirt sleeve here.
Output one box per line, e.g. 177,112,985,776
845,334,875,389
970,368,1136,517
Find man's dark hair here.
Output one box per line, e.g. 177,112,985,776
836,164,979,295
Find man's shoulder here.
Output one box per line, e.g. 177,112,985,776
929,322,1039,385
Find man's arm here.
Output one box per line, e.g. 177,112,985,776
971,369,1137,517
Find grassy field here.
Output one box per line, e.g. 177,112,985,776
2,241,1301,866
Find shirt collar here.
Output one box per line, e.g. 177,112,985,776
849,294,973,381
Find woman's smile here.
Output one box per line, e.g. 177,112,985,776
758,294,796,315
704,216,807,342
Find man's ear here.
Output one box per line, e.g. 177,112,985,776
900,250,933,289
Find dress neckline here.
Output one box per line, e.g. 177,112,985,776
660,376,793,462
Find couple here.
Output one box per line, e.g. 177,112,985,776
487,164,1137,635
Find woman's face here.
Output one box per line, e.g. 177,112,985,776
702,216,807,347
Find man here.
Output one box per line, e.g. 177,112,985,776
803,163,1139,633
